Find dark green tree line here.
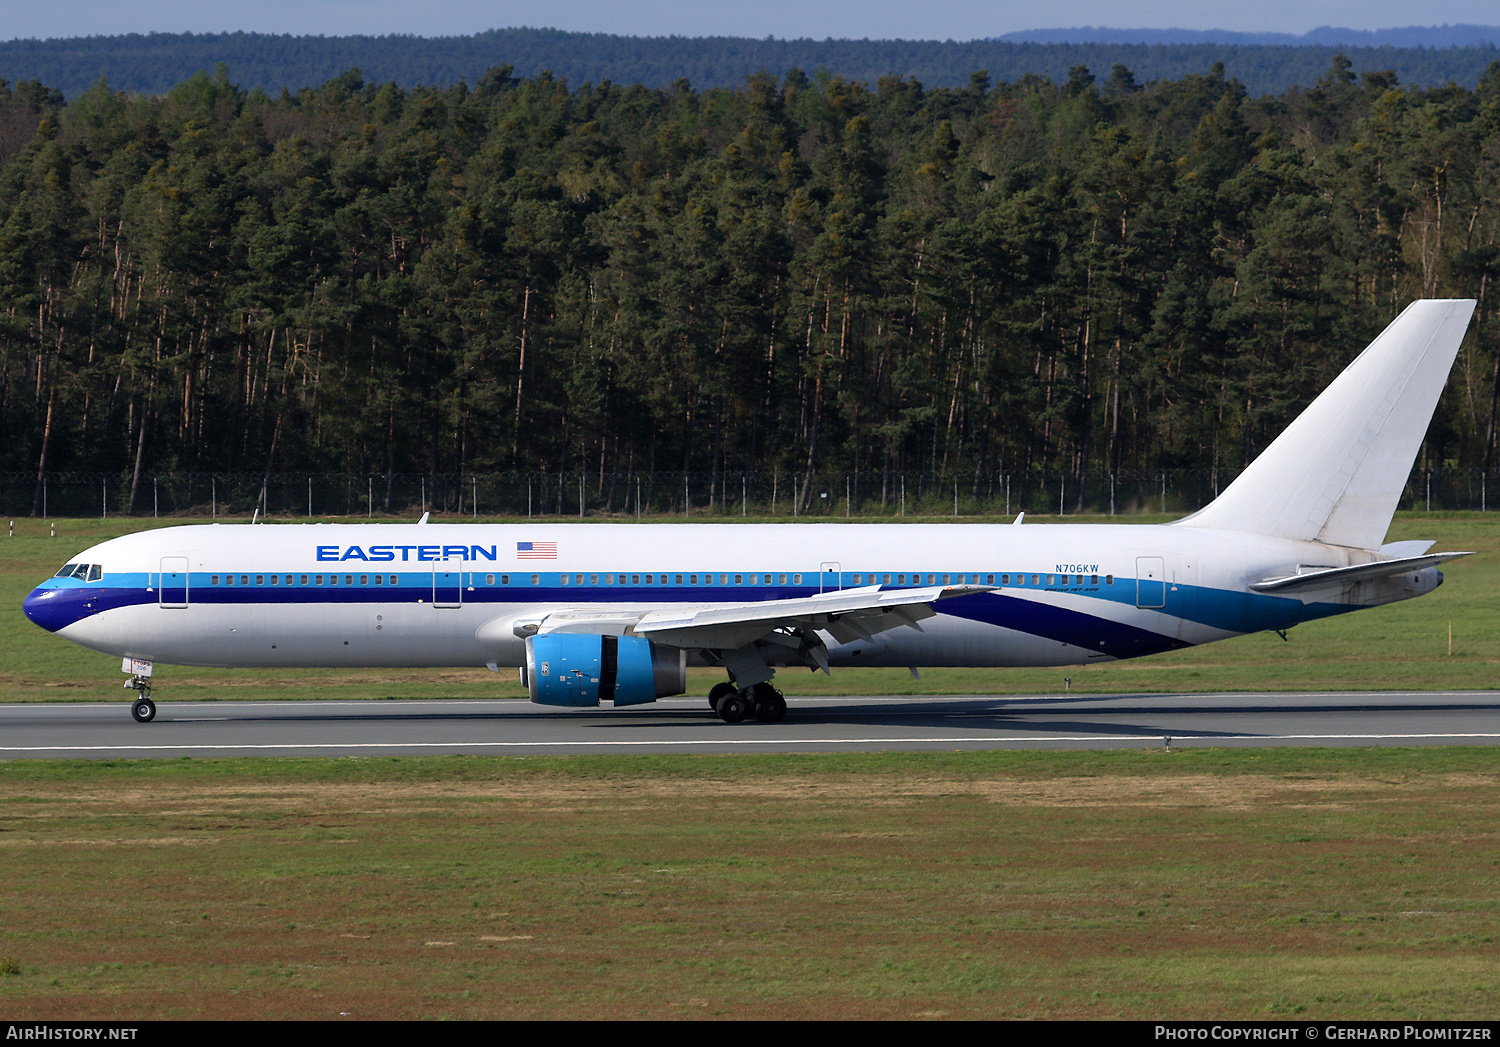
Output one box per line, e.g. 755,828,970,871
2,58,1499,512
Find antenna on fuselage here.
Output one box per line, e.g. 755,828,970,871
1013,512,1025,525
417,512,430,525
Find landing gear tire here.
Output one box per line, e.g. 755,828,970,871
131,698,157,723
709,682,737,712
754,688,787,723
717,693,749,724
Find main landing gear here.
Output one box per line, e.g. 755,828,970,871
708,681,787,724
126,676,156,723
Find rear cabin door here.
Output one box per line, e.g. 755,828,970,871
1135,556,1166,609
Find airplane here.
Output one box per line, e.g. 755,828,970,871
22,299,1477,725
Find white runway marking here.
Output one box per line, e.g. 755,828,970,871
5,733,1500,753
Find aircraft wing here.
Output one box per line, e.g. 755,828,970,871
504,583,992,652
1250,552,1471,594
628,583,991,649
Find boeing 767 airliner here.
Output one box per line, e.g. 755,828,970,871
23,300,1477,724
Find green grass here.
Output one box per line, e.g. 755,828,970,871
3,511,1498,702
4,517,1498,1020
0,749,1495,1019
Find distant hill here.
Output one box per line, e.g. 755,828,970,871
998,25,1500,48
1,27,1497,100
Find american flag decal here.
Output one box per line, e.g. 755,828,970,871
517,541,558,559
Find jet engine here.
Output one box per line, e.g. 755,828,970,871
525,633,687,707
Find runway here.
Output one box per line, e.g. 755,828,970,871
3,691,1500,758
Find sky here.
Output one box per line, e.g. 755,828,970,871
5,1,1498,42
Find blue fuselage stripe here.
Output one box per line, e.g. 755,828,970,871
26,569,1343,649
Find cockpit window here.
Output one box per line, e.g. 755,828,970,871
53,563,101,581
86,564,102,582
54,563,80,578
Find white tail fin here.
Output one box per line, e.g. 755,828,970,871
1179,299,1476,550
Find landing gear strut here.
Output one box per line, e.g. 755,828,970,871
126,676,156,723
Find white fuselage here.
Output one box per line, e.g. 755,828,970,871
24,520,1437,673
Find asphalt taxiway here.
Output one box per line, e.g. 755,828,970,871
2,691,1499,758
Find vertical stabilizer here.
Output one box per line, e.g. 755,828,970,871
1178,299,1475,549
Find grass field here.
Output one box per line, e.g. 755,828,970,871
0,749,1496,1020
2,515,1498,1020
3,511,1498,703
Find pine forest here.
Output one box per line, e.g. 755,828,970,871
3,56,1500,516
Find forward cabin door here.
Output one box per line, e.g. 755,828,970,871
158,557,189,608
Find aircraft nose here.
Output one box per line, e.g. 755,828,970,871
22,586,84,633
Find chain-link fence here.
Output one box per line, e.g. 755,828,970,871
3,467,1495,520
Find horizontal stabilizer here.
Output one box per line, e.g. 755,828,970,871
1250,552,1471,594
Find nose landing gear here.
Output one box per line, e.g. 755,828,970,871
126,676,156,723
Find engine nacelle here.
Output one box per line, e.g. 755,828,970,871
525,633,687,707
